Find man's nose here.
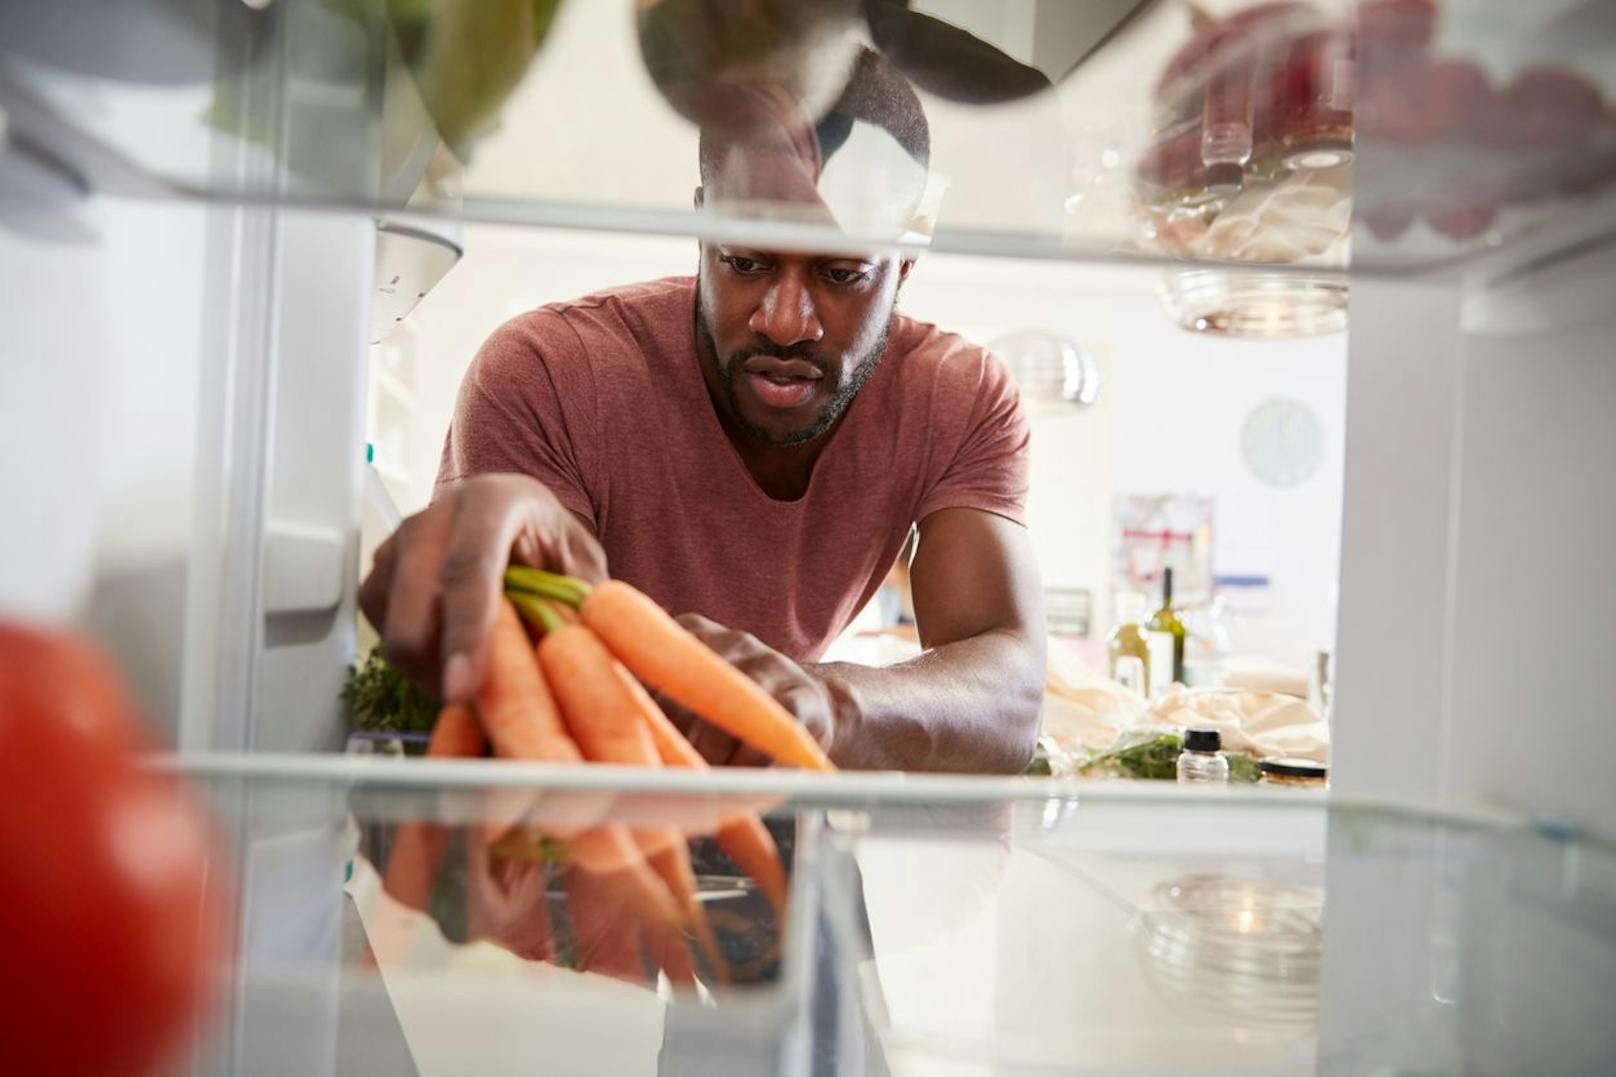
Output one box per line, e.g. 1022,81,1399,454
748,270,824,347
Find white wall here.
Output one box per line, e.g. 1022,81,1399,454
383,227,1345,672
1105,297,1346,667
902,255,1346,668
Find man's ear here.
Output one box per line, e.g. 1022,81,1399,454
897,257,916,287
693,188,706,261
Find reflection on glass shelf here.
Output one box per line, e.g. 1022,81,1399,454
1160,267,1349,335
1132,874,1324,1027
174,756,1616,1075
1,0,1612,278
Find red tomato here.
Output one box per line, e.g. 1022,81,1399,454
1488,68,1606,150
0,624,227,1076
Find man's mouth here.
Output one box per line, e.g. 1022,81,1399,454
739,355,823,409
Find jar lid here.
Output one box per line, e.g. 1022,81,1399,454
1259,757,1328,778
1183,728,1221,752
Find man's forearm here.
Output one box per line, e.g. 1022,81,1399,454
811,628,1045,773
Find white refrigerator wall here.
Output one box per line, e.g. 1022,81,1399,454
1335,259,1616,840
1448,316,1616,832
378,226,1346,671
0,188,207,739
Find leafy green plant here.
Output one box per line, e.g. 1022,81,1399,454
342,645,439,733
1078,730,1185,780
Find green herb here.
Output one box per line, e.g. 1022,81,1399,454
342,645,439,734
1074,729,1264,783
490,830,570,866
1077,730,1185,780
1224,751,1262,785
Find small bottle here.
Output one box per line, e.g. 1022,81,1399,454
1147,567,1188,692
1177,728,1230,784
1108,593,1153,694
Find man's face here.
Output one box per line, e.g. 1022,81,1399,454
696,243,906,448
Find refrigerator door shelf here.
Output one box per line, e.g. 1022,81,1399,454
263,522,345,617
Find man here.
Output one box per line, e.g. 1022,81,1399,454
360,50,1045,773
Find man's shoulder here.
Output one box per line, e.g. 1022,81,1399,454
875,313,1025,463
886,312,1013,395
534,275,693,337
492,276,695,361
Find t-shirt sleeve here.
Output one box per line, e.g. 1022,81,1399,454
915,343,1031,526
435,310,600,525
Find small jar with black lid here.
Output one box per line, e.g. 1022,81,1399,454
1258,757,1329,789
1176,728,1230,784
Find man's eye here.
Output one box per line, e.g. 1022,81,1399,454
720,255,763,274
824,267,868,286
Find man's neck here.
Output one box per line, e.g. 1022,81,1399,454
691,351,825,500
710,399,826,501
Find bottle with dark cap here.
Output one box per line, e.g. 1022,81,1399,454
1177,727,1230,784
1146,566,1187,691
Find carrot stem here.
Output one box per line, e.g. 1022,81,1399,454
504,567,591,606
544,598,581,626
508,590,565,635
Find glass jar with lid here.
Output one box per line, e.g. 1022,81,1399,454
1258,757,1329,789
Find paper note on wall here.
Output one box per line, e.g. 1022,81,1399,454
1113,494,1213,602
1213,495,1275,613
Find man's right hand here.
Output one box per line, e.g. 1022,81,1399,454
358,473,607,703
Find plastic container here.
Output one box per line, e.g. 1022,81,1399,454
1177,728,1231,784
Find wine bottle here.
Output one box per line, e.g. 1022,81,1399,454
1146,567,1187,690
1108,593,1152,695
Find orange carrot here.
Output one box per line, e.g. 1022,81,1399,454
476,598,580,764
472,597,586,837
430,700,489,757
580,580,834,772
380,702,485,913
566,830,684,926
643,919,700,991
623,667,789,923
539,623,722,982
563,861,700,991
645,840,727,986
537,623,662,766
476,599,681,925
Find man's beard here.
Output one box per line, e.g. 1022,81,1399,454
696,300,892,449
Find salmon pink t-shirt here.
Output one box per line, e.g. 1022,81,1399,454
437,276,1028,662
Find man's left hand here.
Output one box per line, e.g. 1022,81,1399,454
667,613,838,767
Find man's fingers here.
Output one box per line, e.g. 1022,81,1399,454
557,512,609,583
687,721,740,767
382,510,454,686
357,530,400,634
729,744,773,768
675,613,769,665
436,495,525,702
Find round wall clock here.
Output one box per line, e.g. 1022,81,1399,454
1241,398,1325,488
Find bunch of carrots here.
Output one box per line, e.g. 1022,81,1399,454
378,569,833,988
